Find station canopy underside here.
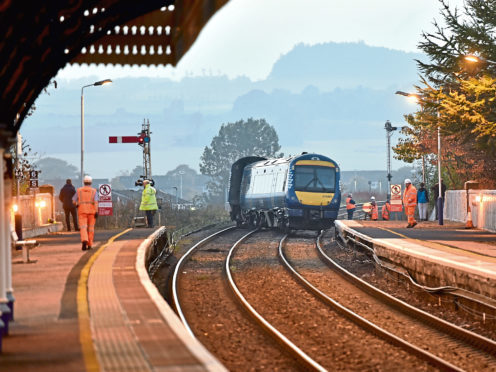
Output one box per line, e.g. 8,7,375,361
0,0,228,144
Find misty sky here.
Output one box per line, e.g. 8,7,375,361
57,0,465,81
24,0,467,181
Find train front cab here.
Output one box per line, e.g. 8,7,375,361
286,157,341,229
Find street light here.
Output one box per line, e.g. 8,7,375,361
172,186,178,205
464,54,496,65
178,170,185,199
395,91,426,185
395,90,443,225
81,79,112,185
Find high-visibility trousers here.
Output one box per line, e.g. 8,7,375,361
79,212,96,246
405,205,417,225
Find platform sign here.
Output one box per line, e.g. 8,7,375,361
390,184,403,212
98,184,113,216
29,170,39,189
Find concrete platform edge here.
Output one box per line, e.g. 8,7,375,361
335,220,496,299
136,227,228,372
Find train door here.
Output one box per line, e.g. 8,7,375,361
270,166,277,206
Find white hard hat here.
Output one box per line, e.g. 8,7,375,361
404,178,412,184
83,175,92,183
348,193,352,197
371,196,375,200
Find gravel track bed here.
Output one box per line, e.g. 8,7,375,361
172,228,299,371
319,229,496,342
232,229,432,371
284,232,496,371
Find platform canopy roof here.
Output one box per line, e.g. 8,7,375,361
0,0,228,146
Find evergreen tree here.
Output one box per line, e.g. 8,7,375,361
394,0,496,188
199,118,282,203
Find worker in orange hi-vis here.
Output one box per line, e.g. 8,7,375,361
77,175,99,251
403,179,418,228
370,196,379,221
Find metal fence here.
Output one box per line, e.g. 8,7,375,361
12,193,55,228
445,190,496,232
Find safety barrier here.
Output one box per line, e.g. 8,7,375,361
445,190,496,232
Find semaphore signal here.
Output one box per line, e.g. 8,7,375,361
109,119,153,186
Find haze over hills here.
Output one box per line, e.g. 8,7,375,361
23,41,422,179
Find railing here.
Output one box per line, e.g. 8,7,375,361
445,190,496,232
11,193,55,229
337,201,405,221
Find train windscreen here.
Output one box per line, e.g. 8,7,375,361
294,166,336,193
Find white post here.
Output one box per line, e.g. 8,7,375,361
0,148,12,328
81,88,85,186
437,123,443,225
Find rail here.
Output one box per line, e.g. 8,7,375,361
171,226,236,337
225,230,326,372
317,233,496,357
278,234,463,371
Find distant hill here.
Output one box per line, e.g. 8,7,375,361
263,41,423,92
22,41,422,178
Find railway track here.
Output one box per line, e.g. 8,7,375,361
226,229,432,371
279,231,496,371
170,226,496,371
171,227,304,371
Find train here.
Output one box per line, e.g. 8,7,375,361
228,152,341,230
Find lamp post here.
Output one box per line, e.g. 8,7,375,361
81,79,112,185
395,91,426,184
396,90,443,225
172,186,178,205
464,54,496,66
178,170,185,199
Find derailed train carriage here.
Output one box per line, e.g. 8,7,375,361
228,153,341,230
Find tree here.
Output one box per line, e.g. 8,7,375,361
199,118,282,203
35,157,78,181
394,0,496,188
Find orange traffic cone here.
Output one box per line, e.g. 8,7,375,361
465,205,474,229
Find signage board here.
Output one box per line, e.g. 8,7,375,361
98,184,113,216
390,184,403,212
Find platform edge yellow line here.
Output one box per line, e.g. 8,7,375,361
77,228,132,372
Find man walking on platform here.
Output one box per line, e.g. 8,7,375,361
77,175,98,250
345,193,356,220
140,179,158,228
59,179,79,231
403,179,417,228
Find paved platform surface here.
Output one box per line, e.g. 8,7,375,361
336,220,496,298
0,228,215,371
350,220,496,260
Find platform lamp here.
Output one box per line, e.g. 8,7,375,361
396,90,443,225
81,79,112,186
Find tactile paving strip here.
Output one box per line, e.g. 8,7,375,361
88,240,152,371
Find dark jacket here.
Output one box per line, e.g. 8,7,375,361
431,182,447,200
59,183,76,209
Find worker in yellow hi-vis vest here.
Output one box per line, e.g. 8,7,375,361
140,179,158,228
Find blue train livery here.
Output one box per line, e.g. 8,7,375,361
228,153,341,230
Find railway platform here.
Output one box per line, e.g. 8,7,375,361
335,219,496,301
0,228,224,371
